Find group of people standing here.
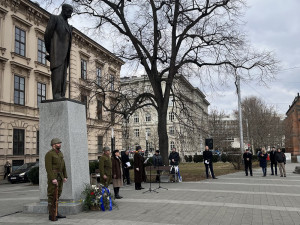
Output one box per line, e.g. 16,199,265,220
243,147,287,177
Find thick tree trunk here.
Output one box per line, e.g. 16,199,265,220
157,106,169,166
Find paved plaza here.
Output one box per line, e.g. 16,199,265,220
0,163,300,225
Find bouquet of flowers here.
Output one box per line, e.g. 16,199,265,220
81,184,116,211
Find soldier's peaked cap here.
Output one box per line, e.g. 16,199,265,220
51,138,62,146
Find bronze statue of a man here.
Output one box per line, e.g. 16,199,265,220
44,4,73,100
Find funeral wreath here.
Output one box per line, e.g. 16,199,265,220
81,184,116,211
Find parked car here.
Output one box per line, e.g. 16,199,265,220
8,162,38,183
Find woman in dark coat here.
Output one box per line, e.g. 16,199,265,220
259,148,268,177
134,146,146,190
111,150,123,199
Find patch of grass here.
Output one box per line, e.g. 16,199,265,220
130,161,260,182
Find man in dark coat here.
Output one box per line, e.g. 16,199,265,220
4,161,11,179
134,146,145,190
269,147,277,176
243,149,253,176
169,148,179,166
152,150,163,182
44,4,73,99
203,146,217,179
45,138,68,221
169,147,180,182
275,148,286,177
121,150,131,185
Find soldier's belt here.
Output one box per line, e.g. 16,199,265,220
52,169,61,173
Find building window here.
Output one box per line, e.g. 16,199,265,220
96,67,101,86
37,82,46,107
97,100,102,120
81,59,87,79
146,128,151,137
13,129,25,155
36,131,39,155
110,74,114,91
98,136,103,153
168,96,174,106
134,129,140,137
14,75,25,105
169,112,175,121
145,113,151,122
81,95,88,117
37,39,46,64
134,114,139,123
170,141,175,150
15,27,26,56
169,126,174,135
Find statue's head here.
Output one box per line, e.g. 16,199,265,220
61,4,73,19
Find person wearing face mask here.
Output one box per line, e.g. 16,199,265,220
45,138,68,221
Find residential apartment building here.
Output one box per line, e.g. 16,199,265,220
285,93,300,156
0,0,123,177
120,75,210,159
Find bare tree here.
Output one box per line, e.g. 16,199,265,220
209,108,237,150
42,0,278,164
240,96,284,152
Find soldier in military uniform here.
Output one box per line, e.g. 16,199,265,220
45,138,68,221
99,146,112,187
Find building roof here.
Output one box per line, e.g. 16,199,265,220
286,93,300,115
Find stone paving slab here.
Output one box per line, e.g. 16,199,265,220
0,163,299,225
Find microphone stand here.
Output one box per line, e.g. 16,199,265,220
143,162,158,194
153,164,168,191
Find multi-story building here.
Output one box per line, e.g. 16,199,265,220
208,113,240,150
0,0,123,177
120,75,210,159
285,93,300,156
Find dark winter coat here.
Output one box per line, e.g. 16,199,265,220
169,152,179,166
259,153,268,168
243,152,252,165
275,152,286,163
152,154,163,167
134,152,146,183
111,156,122,179
121,153,130,168
203,150,213,164
269,150,277,163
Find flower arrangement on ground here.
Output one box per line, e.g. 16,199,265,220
81,184,117,211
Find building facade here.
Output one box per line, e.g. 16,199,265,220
0,0,123,177
285,93,300,156
120,75,210,159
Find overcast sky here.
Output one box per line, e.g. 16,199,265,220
206,0,300,115
39,0,300,116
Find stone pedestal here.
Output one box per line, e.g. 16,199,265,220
24,99,90,214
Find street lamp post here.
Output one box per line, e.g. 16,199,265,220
146,130,148,157
111,127,115,152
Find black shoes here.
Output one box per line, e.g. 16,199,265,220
213,177,218,179
57,213,66,219
48,212,66,221
48,215,57,221
115,195,123,199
